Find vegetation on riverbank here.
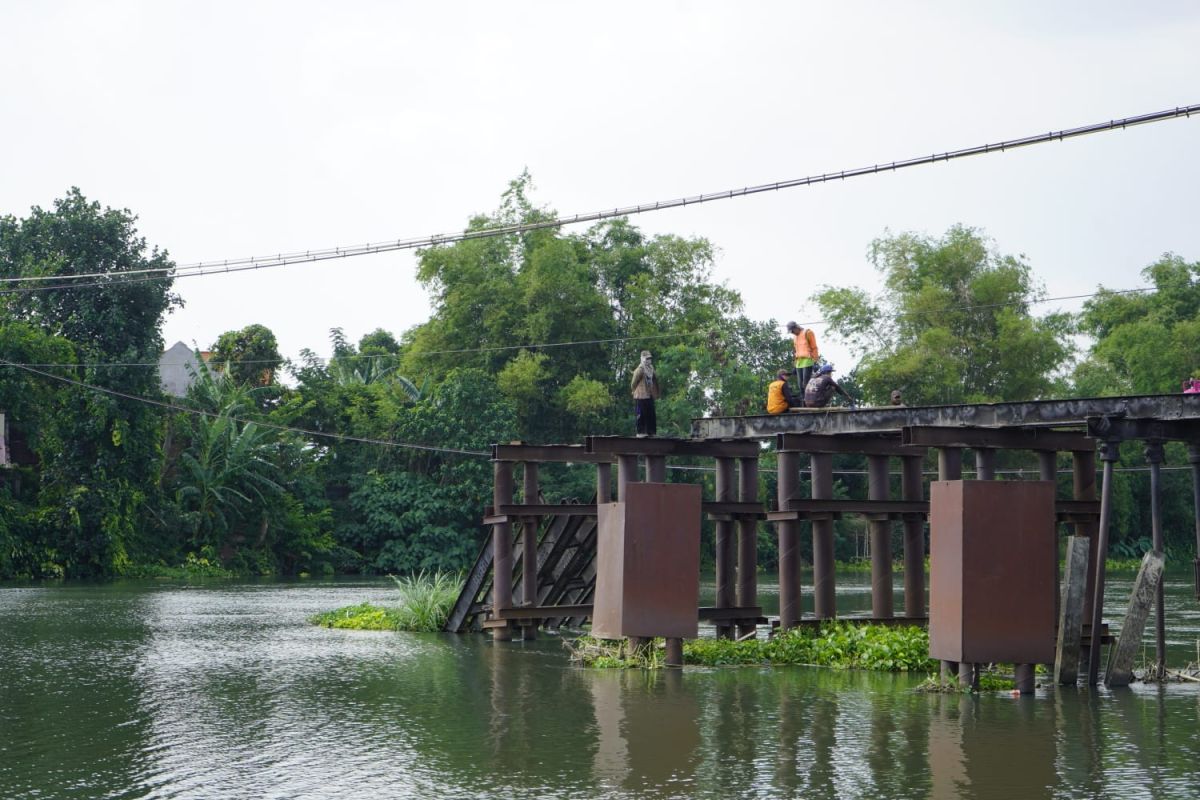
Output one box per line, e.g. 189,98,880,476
2,187,1196,580
567,623,936,672
310,570,459,632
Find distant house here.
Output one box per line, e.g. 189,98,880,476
159,342,210,398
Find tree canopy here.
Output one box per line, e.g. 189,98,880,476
812,225,1073,405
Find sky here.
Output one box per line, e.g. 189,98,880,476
2,1,1198,374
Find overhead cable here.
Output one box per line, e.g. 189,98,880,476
1,103,1196,293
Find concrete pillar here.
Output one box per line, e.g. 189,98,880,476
777,450,801,630
811,452,836,619
492,460,515,642
901,455,926,619
867,454,893,618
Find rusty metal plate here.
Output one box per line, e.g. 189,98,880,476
929,480,1057,664
592,482,701,639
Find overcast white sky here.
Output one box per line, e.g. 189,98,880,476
2,2,1198,373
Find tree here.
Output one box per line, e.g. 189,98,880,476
0,189,179,576
1073,254,1200,395
812,225,1073,405
212,323,282,386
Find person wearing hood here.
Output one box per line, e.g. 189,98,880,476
804,363,855,409
630,350,662,436
767,369,802,414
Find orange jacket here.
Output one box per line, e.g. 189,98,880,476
793,329,818,361
767,380,790,414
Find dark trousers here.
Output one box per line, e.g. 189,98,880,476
635,398,657,436
795,366,813,400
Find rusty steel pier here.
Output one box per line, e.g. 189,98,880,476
450,393,1200,688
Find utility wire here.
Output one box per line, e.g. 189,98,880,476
0,359,489,458
1,103,1196,293
0,285,1160,370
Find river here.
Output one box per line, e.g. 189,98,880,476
2,573,1200,799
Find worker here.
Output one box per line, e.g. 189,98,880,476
786,321,819,392
890,389,904,406
767,370,801,414
630,350,661,436
804,363,855,409
1183,378,1200,395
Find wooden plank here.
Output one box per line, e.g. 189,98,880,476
1055,535,1091,685
1104,550,1166,688
498,503,597,516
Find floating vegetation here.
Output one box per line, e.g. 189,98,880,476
568,623,937,672
310,570,460,633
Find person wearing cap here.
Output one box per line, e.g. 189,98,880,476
786,321,819,392
767,369,802,414
804,363,855,409
630,350,662,436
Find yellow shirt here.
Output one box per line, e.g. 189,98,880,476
767,380,790,414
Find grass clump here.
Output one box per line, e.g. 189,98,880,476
309,570,460,633
389,570,460,632
569,623,936,672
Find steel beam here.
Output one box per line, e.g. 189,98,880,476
901,455,925,619
491,443,615,463
715,457,736,639
737,456,759,638
1191,445,1200,601
811,452,836,619
1087,440,1121,686
693,394,1200,439
1085,416,1200,443
491,460,515,642
586,435,760,458
867,454,893,618
903,425,1094,452
1145,441,1166,673
776,432,917,456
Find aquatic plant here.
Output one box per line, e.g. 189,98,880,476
568,623,937,672
389,570,460,632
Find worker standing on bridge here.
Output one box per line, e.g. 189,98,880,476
787,321,819,392
804,363,855,409
767,370,801,414
630,350,661,436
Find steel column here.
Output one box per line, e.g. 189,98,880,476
596,462,612,504
521,462,539,640
1086,440,1121,686
616,454,638,500
1144,441,1166,673
901,455,925,619
1073,450,1099,630
737,456,760,638
646,455,667,483
777,450,801,629
975,448,996,481
1191,445,1200,601
938,448,962,481
492,460,515,642
715,457,737,639
811,451,836,619
867,454,893,618
1039,449,1060,672
937,447,960,678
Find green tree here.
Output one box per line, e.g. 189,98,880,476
1073,254,1200,395
813,225,1073,405
0,189,179,576
212,323,282,386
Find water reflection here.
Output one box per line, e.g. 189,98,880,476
4,580,1200,799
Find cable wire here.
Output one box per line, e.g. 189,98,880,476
2,103,1196,293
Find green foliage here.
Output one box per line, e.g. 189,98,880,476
570,624,936,672
813,225,1073,405
310,602,404,631
1074,254,1200,395
0,189,178,577
211,323,282,387
389,570,460,632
